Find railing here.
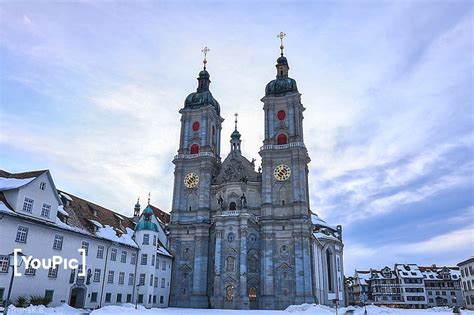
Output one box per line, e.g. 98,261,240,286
174,152,215,160
260,142,306,151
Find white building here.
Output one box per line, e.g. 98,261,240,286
0,169,172,309
394,264,427,309
458,257,474,310
420,265,463,308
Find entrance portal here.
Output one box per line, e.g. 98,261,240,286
69,286,86,308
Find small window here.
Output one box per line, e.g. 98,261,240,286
128,273,134,285
110,248,117,261
15,226,29,243
150,274,153,286
22,198,34,213
105,293,111,303
116,293,122,303
143,234,149,245
138,294,143,304
160,296,164,304
97,245,104,259
81,241,89,256
121,251,127,263
41,203,51,217
91,292,98,303
93,269,101,282
24,265,36,276
126,294,132,303
277,134,288,145
119,272,125,285
107,271,114,284
44,290,54,302
139,273,146,286
141,254,148,265
190,144,199,154
152,254,155,266
39,182,46,190
0,256,9,272
161,278,165,288
162,260,166,270
48,266,58,278
130,253,136,265
52,235,63,250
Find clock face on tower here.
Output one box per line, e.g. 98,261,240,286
273,164,291,181
184,172,199,188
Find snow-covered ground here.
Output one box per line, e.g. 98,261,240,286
5,304,474,315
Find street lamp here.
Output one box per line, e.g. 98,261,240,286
135,284,142,309
4,251,26,315
361,292,368,315
333,298,339,315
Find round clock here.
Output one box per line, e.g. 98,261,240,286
184,172,199,188
273,164,291,181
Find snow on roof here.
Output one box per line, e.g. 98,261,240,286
59,192,73,201
95,226,138,248
0,177,36,191
355,271,371,285
157,245,172,257
0,202,14,213
57,205,69,217
114,213,125,221
420,266,461,280
311,212,336,230
313,232,340,242
88,219,103,228
395,264,423,278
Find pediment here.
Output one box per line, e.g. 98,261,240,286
178,264,193,272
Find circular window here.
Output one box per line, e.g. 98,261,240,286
277,110,286,120
192,121,200,131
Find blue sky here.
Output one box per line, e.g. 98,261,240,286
1,0,473,272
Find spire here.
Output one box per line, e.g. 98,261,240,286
230,113,241,153
275,32,289,78
202,46,210,70
133,197,141,221
277,31,286,56
147,192,151,205
197,46,211,92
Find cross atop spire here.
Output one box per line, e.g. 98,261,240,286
201,46,210,69
234,113,238,131
147,192,151,205
277,32,286,56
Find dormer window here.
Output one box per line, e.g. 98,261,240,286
22,197,34,213
39,182,46,190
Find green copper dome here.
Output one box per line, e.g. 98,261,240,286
265,77,298,97
184,69,221,114
134,205,159,232
265,54,298,97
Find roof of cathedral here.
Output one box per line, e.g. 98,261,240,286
184,69,221,114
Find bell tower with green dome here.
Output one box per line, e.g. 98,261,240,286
258,32,314,309
169,47,223,308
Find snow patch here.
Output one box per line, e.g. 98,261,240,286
57,205,69,217
0,177,35,190
96,225,138,248
59,191,73,201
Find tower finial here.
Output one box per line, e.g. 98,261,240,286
201,46,210,69
147,192,151,205
234,113,238,131
277,32,286,56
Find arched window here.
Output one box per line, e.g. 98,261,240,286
277,134,288,145
249,287,257,301
326,249,333,292
226,257,235,272
277,110,286,120
229,202,236,210
190,144,199,154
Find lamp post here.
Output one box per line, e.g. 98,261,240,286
361,292,368,315
333,298,339,315
135,284,141,309
4,251,26,315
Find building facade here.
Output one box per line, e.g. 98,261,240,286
168,43,344,310
346,264,464,309
0,170,172,309
458,257,474,310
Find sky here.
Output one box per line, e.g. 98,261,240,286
0,0,473,273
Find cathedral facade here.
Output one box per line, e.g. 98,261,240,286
169,42,345,310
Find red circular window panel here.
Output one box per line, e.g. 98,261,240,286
192,122,200,131
277,110,286,120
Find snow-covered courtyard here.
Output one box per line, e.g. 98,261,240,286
5,304,474,315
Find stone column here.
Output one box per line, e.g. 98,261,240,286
191,226,210,308
239,226,249,309
211,228,223,308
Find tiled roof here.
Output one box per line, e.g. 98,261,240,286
147,204,170,224
58,190,136,234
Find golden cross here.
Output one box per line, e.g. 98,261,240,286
202,46,210,69
234,113,238,130
277,32,286,56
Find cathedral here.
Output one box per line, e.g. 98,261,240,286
168,35,345,310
